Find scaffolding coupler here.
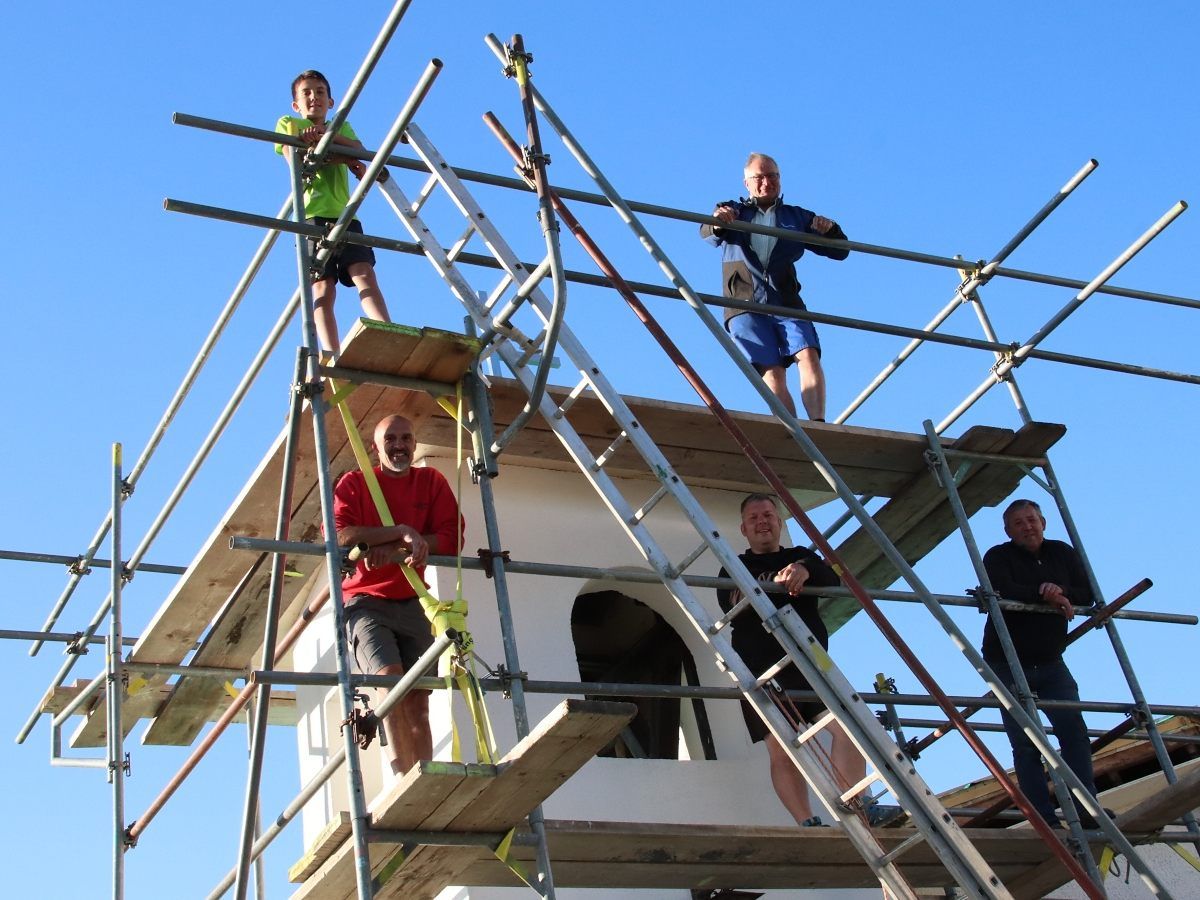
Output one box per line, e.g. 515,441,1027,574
477,547,511,579
341,692,382,751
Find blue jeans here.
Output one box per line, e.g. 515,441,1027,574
989,657,1096,824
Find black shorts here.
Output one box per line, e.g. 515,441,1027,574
307,217,376,287
344,596,434,675
740,669,825,744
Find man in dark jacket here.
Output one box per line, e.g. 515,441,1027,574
701,153,848,421
982,498,1099,825
717,493,866,827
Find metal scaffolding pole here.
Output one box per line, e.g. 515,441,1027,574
232,348,308,900
29,195,294,656
173,109,1200,313
16,287,303,745
284,147,376,900
465,368,556,898
938,202,1186,432
836,159,1097,424
108,444,127,900
229,550,1194,629
922,423,1107,884
163,192,1200,389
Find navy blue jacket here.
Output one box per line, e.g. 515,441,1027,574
701,199,848,323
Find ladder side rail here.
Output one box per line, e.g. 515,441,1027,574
384,137,1005,900
472,73,1119,899
922,426,1112,887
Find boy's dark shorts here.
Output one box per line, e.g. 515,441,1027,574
307,217,376,287
344,596,434,676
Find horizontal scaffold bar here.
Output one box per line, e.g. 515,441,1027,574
227,537,1197,627
174,111,1200,312
164,197,1200,387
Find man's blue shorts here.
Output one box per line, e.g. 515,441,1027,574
727,311,820,370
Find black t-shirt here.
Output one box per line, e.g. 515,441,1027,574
717,546,841,672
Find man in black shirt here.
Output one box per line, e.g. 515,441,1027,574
982,498,1099,825
717,493,864,827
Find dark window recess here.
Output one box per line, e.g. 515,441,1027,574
571,590,717,760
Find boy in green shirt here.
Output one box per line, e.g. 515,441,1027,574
275,70,390,359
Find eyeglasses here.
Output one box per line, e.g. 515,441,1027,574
746,172,780,184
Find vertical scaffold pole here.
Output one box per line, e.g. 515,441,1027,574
921,425,1107,887
232,348,310,899
962,275,1200,854
285,145,375,900
465,370,556,898
108,442,127,900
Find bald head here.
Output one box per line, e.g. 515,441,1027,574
374,415,416,477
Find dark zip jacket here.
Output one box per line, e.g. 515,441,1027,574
700,198,848,323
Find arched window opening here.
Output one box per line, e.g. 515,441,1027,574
571,590,716,760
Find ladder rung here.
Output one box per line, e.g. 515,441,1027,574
554,377,592,419
410,173,439,215
754,656,792,689
840,771,885,805
592,432,629,472
446,223,477,264
674,540,710,577
484,273,514,312
879,832,928,866
628,486,668,525
708,597,747,634
794,710,838,746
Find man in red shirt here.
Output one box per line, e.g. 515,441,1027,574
333,414,463,775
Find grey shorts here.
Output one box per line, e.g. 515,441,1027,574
344,596,434,675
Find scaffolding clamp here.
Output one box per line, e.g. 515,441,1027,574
123,823,139,850
967,586,996,614
341,692,381,751
991,344,1021,382
494,664,527,700
501,46,533,79
109,751,131,780
922,449,944,486
67,555,92,577
121,564,134,584
64,632,89,656
477,547,511,579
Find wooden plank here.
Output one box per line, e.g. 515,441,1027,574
1118,758,1200,833
290,760,489,898
289,812,352,884
821,422,1066,634
442,820,1055,891
371,699,637,899
290,700,635,900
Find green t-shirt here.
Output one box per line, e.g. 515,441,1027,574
274,116,360,220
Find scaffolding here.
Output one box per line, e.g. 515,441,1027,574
5,4,1200,899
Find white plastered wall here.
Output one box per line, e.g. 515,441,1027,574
293,452,868,899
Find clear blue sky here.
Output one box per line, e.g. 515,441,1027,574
5,3,1198,898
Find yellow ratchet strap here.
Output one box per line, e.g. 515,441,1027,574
493,826,537,891
1098,845,1116,880
1169,842,1200,873
329,378,497,765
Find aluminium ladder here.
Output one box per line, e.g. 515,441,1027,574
371,121,1017,900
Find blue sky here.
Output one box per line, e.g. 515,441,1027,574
4,2,1198,897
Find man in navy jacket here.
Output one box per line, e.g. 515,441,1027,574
701,153,848,421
